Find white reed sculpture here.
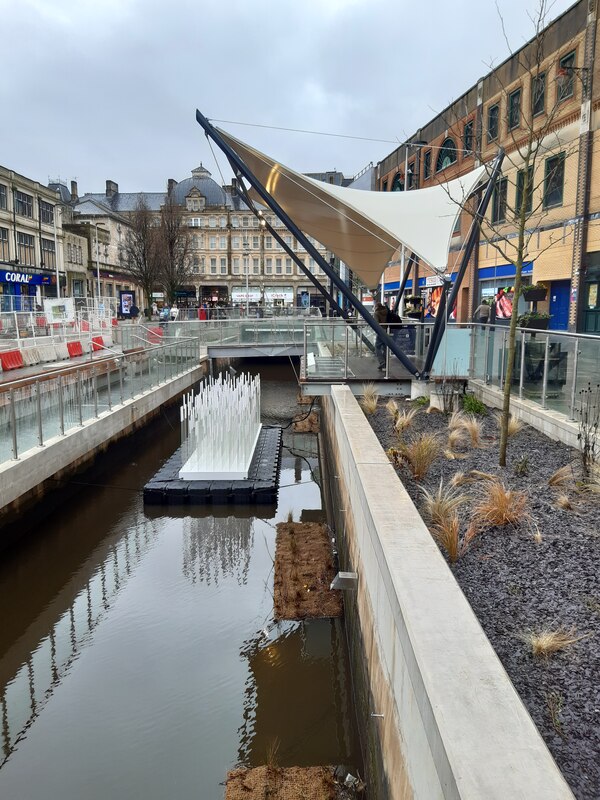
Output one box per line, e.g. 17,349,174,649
179,372,262,480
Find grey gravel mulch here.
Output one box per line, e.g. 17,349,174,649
367,399,600,800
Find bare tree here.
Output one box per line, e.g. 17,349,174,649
157,194,192,305
443,0,581,465
119,196,162,318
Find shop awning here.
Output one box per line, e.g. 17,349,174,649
218,128,488,290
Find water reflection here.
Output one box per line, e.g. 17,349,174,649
0,519,159,766
237,619,357,768
181,515,254,586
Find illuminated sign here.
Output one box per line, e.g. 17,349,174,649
0,269,52,285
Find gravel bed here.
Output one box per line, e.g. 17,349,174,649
367,398,600,800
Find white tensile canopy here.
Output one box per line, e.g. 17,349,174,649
218,128,488,290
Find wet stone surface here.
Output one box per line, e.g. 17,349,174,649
368,400,600,800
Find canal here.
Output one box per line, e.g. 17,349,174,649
0,361,361,799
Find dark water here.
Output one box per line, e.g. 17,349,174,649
0,361,360,799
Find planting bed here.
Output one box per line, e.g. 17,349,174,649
367,398,600,800
225,765,355,799
274,522,342,620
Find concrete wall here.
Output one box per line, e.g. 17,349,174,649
0,362,206,526
321,385,573,800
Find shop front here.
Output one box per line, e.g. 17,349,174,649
0,268,56,311
231,286,262,306
582,254,600,333
265,286,293,307
201,285,229,305
477,262,533,323
296,286,325,311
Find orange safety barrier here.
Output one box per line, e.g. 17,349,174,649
147,326,164,344
91,336,104,352
0,349,25,370
67,341,84,358
112,318,118,327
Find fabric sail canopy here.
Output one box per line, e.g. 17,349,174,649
218,127,488,290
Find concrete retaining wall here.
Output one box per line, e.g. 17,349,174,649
322,385,573,800
0,362,207,525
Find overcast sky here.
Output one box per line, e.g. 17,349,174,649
2,0,575,194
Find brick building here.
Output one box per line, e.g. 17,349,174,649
377,0,600,333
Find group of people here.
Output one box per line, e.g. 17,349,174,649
374,301,403,371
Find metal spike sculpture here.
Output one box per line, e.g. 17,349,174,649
179,373,262,480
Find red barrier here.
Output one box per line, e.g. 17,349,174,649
147,326,164,344
91,336,104,352
36,316,47,328
80,320,90,332
0,349,25,370
111,318,118,327
67,341,84,358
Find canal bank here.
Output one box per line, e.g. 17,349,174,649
0,361,361,800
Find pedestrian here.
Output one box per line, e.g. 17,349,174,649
472,300,491,325
374,301,388,370
130,303,140,320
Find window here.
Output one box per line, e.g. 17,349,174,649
532,72,546,116
192,256,200,273
67,242,72,261
209,216,216,228
253,257,260,274
265,235,272,249
200,256,205,274
72,279,84,297
508,89,521,130
516,166,533,215
15,190,33,218
265,257,273,275
284,235,292,247
188,217,202,227
41,238,55,268
242,217,249,227
252,235,259,249
423,151,431,180
0,184,7,210
557,51,575,102
487,104,499,142
436,138,457,172
243,256,250,273
463,122,473,155
219,236,227,250
308,257,316,274
382,180,388,192
209,236,216,250
232,236,240,249
0,227,9,260
210,257,217,274
17,232,35,265
452,213,461,236
78,246,83,265
232,257,240,274
391,173,404,192
491,177,508,223
275,257,282,274
219,216,226,227
285,257,293,275
296,257,305,274
232,216,239,228
220,257,227,274
544,153,565,207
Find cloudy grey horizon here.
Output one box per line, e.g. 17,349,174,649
2,0,575,195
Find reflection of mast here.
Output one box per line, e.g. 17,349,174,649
182,515,254,586
0,521,159,766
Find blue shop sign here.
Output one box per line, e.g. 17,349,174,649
0,269,53,285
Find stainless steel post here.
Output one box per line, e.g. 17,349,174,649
106,362,112,411
468,324,475,377
35,380,43,446
569,338,580,420
10,388,18,459
303,321,308,378
385,326,390,379
93,371,98,417
77,373,83,425
58,375,65,435
484,326,490,383
541,335,550,409
499,331,507,390
344,324,349,379
518,331,526,399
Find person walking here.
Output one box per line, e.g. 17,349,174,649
374,302,388,370
472,300,491,325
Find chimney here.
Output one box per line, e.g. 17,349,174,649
167,178,177,196
231,177,237,194
105,179,119,198
70,180,78,202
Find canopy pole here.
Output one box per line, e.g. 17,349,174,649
196,109,419,377
422,149,504,378
392,253,415,313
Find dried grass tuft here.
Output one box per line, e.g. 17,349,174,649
431,515,461,563
385,399,399,420
472,479,528,527
494,412,524,437
548,465,573,487
395,408,417,435
461,415,483,446
421,480,466,527
468,469,497,482
448,410,466,431
447,427,469,453
519,627,589,658
360,383,378,414
555,493,573,510
399,434,440,481
450,471,467,487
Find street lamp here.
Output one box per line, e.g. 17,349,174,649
81,220,107,302
242,238,250,316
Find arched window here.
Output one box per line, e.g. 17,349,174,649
391,173,404,192
436,138,457,172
